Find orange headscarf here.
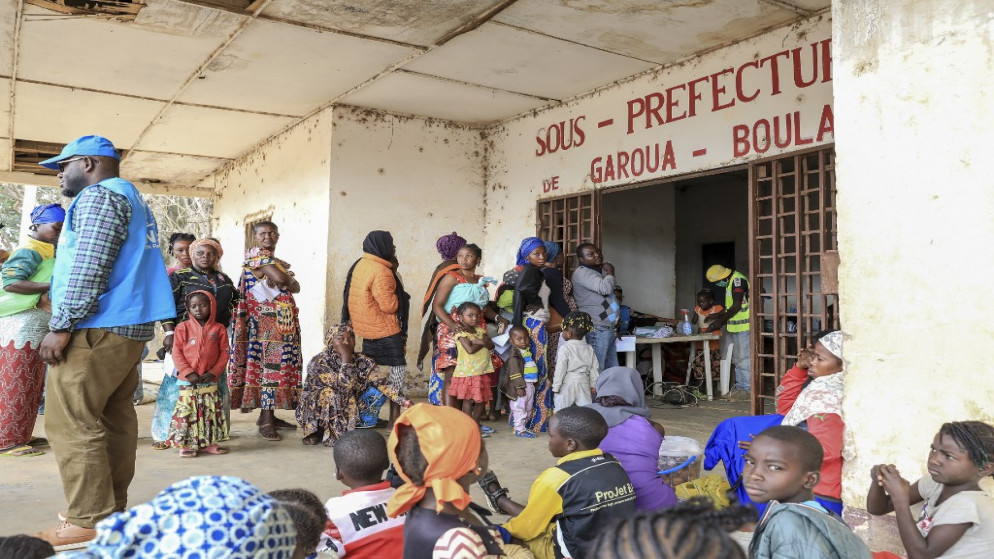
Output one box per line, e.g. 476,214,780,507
386,404,482,517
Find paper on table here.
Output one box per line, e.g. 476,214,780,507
616,336,636,352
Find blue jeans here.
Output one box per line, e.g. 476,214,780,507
585,327,619,372
727,329,751,391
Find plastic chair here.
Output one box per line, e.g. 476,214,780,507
717,342,734,397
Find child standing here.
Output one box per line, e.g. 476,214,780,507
167,291,230,458
502,325,538,439
447,302,495,429
320,429,406,558
553,311,600,409
867,421,994,558
745,425,871,558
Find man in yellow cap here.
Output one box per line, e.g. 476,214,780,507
705,264,750,398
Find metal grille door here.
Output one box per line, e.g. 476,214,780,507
537,192,600,276
750,147,839,413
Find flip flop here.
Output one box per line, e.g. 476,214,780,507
256,417,297,430
180,449,198,458
0,444,44,457
258,424,281,441
27,437,49,447
301,432,323,446
201,446,229,455
151,441,170,450
480,425,495,435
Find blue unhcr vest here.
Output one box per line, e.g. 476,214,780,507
50,178,174,329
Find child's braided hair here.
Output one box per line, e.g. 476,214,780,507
589,496,755,558
940,421,994,476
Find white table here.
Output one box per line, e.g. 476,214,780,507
622,333,721,400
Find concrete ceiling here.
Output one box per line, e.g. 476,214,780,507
0,0,829,194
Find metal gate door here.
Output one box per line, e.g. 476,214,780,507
537,192,601,277
750,147,839,413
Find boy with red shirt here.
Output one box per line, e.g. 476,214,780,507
319,429,405,557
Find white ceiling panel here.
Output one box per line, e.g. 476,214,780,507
341,72,545,124
13,82,165,147
0,0,17,76
494,0,799,64
137,105,294,159
121,150,228,188
17,2,242,100
261,0,507,47
405,23,656,100
177,19,417,116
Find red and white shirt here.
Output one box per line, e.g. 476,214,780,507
319,481,405,558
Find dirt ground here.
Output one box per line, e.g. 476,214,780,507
0,363,748,536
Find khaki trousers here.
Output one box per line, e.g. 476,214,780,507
45,328,144,528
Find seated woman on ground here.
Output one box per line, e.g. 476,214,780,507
588,366,676,512
706,330,846,515
297,322,412,447
386,404,531,559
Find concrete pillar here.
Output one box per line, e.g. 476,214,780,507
832,0,994,552
17,185,38,245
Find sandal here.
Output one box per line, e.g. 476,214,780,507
480,425,495,435
515,430,536,439
301,432,323,446
258,423,281,441
151,440,170,450
201,445,229,455
476,470,509,514
180,449,198,458
258,417,297,430
0,444,44,458
27,437,49,447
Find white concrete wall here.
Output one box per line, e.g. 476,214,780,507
832,0,994,550
483,14,833,274
674,176,749,315
199,108,333,363
601,185,677,317
327,106,486,393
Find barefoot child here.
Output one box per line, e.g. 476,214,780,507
745,425,871,558
448,302,495,430
319,430,406,558
552,311,600,409
867,421,994,559
167,291,230,458
504,325,539,438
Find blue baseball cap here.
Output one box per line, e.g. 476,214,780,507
39,135,121,170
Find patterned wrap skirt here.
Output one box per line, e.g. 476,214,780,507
0,308,49,449
167,383,229,450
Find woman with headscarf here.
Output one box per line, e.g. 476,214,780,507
417,232,466,376
344,230,411,428
297,322,412,446
388,404,531,559
539,240,576,376
429,243,507,410
60,476,298,558
229,221,302,442
588,367,677,512
151,237,239,450
500,237,554,433
0,204,64,457
705,330,847,516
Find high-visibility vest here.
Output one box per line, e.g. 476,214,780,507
724,271,750,333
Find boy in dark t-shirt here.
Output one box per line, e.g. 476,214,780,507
480,407,636,558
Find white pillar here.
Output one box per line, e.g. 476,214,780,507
18,185,38,245
833,0,994,552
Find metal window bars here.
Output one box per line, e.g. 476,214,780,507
536,191,601,277
749,146,839,414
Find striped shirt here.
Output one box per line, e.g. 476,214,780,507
49,185,155,341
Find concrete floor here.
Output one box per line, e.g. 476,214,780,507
0,364,748,536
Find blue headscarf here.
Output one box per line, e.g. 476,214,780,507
516,237,545,266
30,204,65,225
62,476,297,558
543,241,560,262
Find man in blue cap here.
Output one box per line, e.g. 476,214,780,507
35,135,174,550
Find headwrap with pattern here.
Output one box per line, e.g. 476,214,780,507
436,232,467,261
61,476,297,559
325,321,353,346
516,237,545,266
189,237,223,262
819,330,843,360
563,311,594,333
